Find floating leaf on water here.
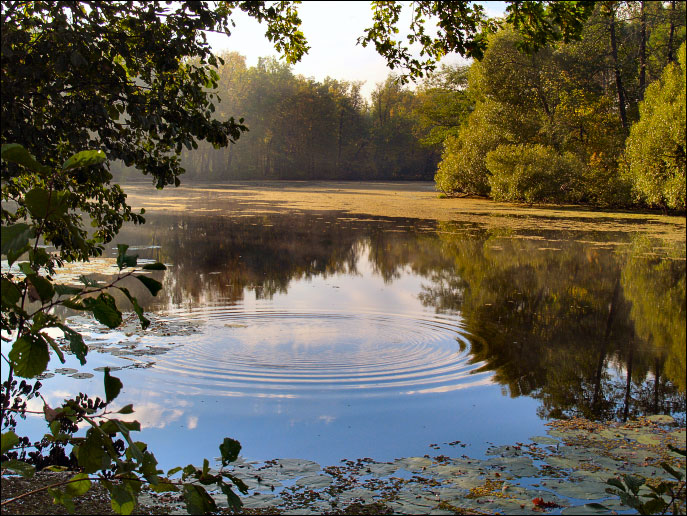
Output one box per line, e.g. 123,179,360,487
55,368,78,374
93,366,122,372
37,372,55,379
70,372,94,379
295,474,333,489
646,414,675,425
365,462,398,477
635,433,662,446
547,479,611,499
394,456,433,471
530,435,559,445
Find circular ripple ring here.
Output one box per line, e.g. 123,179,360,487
150,308,491,399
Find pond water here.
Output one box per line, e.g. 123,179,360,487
5,187,686,472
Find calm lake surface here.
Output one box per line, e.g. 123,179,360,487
8,184,686,470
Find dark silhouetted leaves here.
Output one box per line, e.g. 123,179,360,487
9,335,49,378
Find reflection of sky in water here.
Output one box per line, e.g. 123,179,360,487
4,210,685,471
5,244,545,470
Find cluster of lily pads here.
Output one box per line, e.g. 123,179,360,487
134,415,685,514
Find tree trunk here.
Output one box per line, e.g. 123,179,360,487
667,1,676,63
592,277,620,412
609,8,629,131
622,336,634,422
639,1,646,100
653,357,661,413
337,107,344,172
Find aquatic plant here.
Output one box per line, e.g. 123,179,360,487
1,144,246,514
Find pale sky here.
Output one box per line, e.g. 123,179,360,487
205,1,507,99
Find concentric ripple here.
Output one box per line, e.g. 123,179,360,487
150,308,492,399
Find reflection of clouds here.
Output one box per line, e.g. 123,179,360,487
318,415,336,424
403,377,494,395
118,402,183,429
187,416,198,430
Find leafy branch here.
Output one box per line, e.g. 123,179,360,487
1,144,246,514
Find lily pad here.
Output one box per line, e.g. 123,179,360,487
646,415,675,424
365,462,398,477
394,456,433,471
547,478,610,499
55,368,78,374
530,435,559,445
635,433,662,445
70,372,94,379
295,474,332,489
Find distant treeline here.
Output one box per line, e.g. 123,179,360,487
113,53,459,181
113,1,685,209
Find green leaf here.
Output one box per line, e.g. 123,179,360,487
118,420,141,432
84,294,122,328
125,441,147,462
76,431,110,473
113,421,143,462
65,473,91,496
18,262,34,276
618,491,640,509
222,472,249,494
1,223,33,257
660,461,683,480
117,404,134,414
61,298,87,311
26,274,54,302
141,262,167,270
606,477,626,491
55,284,82,296
151,480,179,493
1,459,36,478
9,335,50,378
117,287,149,330
44,465,69,472
1,431,20,454
1,143,51,173
62,150,106,171
46,334,66,363
183,484,217,515
582,503,609,511
642,498,668,514
219,437,241,466
56,324,88,365
104,367,123,403
7,244,30,267
141,451,160,484
48,487,75,513
110,484,136,515
667,444,686,456
623,474,645,495
134,275,162,297
220,483,242,510
24,188,70,220
116,244,138,269
167,466,182,476
1,278,21,306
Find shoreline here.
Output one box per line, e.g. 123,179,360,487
119,181,686,244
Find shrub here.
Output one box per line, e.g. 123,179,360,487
434,103,503,197
623,43,686,211
486,144,584,203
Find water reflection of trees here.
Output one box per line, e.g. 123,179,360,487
116,214,685,421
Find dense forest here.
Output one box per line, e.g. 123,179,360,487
112,1,686,211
